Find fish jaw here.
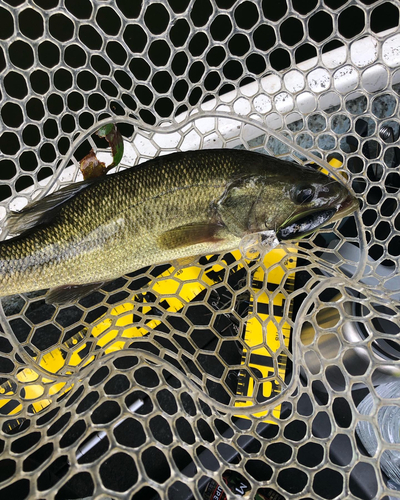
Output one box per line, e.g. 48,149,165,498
277,192,359,240
330,192,360,223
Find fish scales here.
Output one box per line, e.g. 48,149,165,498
0,149,358,301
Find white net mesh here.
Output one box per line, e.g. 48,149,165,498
0,1,399,499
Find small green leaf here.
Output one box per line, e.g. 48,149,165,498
96,123,114,138
96,123,124,170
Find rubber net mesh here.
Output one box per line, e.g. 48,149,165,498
0,1,399,499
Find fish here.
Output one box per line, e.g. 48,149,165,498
0,149,358,304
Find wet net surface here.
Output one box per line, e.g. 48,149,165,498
0,1,399,499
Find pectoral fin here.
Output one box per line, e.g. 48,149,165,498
46,282,105,305
158,223,224,250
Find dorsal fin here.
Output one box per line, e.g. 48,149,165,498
4,178,97,236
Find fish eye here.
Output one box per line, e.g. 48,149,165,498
293,185,315,205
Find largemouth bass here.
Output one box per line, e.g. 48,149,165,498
0,149,358,304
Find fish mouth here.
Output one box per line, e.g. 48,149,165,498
277,194,359,241
335,193,360,219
